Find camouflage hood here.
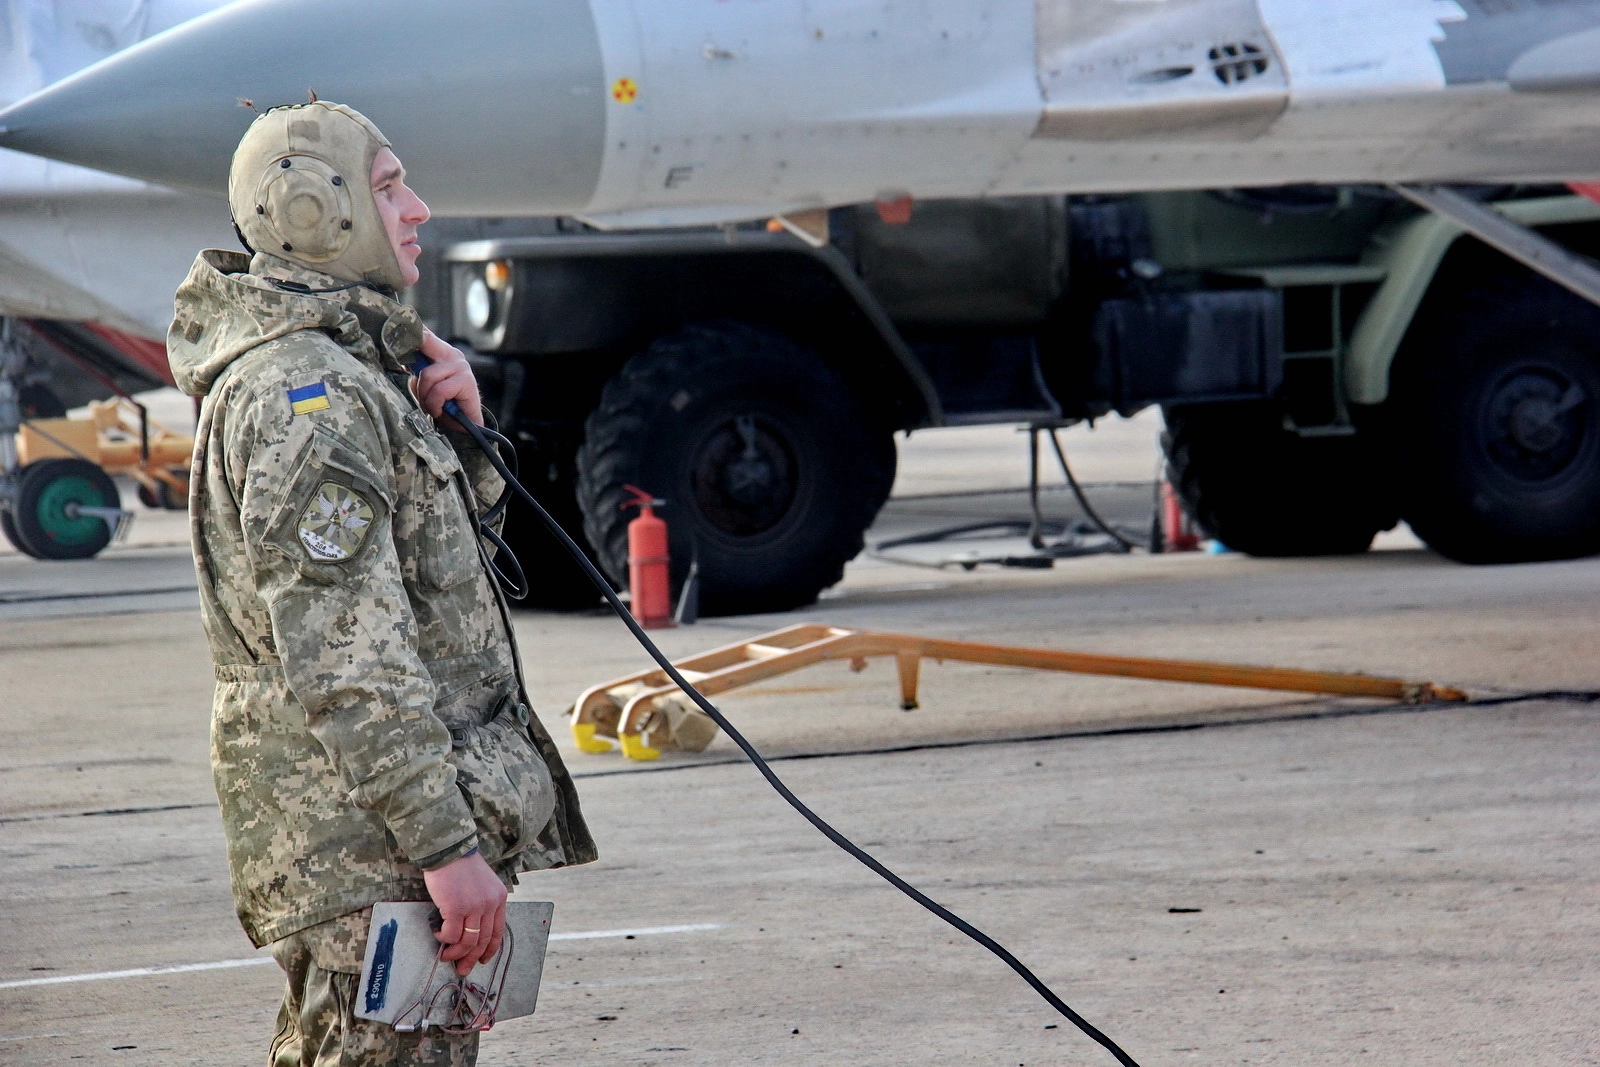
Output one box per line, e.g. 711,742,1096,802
167,248,423,398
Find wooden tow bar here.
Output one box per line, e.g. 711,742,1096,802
568,623,1469,761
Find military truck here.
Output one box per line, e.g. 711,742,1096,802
412,185,1600,613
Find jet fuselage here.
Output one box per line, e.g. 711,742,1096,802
0,0,1596,229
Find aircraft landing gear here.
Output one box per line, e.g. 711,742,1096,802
0,320,127,558
0,319,27,555
0,318,155,559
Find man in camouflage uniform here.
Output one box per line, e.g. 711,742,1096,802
168,100,596,1065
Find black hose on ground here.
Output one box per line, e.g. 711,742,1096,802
1046,426,1145,552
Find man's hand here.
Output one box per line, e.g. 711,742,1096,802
411,328,483,432
422,850,508,975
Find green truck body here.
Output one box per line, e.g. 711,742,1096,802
420,187,1600,612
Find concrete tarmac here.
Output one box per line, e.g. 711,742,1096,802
1,413,1596,1065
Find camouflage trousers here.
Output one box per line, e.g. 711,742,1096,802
268,907,479,1067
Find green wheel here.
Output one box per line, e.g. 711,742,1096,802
1,506,37,557
12,459,119,560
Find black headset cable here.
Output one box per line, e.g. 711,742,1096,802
423,372,1143,1067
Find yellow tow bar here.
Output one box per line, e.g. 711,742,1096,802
568,624,1469,761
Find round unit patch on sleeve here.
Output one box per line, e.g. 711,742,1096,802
299,482,375,562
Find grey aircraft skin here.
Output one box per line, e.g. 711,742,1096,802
0,0,1598,227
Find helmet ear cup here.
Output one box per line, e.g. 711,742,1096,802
253,155,354,262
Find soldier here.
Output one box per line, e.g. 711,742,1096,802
167,100,597,1065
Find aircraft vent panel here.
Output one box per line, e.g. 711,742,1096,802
1034,0,1288,142
1210,43,1272,85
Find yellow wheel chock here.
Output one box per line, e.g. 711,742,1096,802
567,623,1469,761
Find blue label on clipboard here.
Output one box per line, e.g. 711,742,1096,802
364,918,399,1013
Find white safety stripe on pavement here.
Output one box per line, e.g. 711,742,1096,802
0,923,724,990
549,923,722,942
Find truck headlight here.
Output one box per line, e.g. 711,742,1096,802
464,276,493,329
484,259,511,291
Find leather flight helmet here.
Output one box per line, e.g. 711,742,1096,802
228,101,404,291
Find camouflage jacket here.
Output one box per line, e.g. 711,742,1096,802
170,250,596,947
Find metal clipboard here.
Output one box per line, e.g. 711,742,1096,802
355,901,554,1029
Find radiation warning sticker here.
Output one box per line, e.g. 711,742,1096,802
298,482,374,562
610,77,638,104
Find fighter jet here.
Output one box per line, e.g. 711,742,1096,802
0,0,233,403
0,0,1598,229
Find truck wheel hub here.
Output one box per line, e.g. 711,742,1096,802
690,413,798,536
1486,366,1587,480
1509,398,1562,452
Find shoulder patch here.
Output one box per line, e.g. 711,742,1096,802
298,482,374,562
287,381,331,415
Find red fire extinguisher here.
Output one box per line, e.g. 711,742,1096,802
622,485,674,629
1159,479,1202,553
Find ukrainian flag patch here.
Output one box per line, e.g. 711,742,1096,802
287,381,331,415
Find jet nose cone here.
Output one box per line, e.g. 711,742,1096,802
0,49,236,195
0,0,606,214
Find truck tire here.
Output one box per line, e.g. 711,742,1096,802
10,459,119,560
577,322,895,615
1162,402,1397,556
1394,282,1600,564
499,439,606,610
